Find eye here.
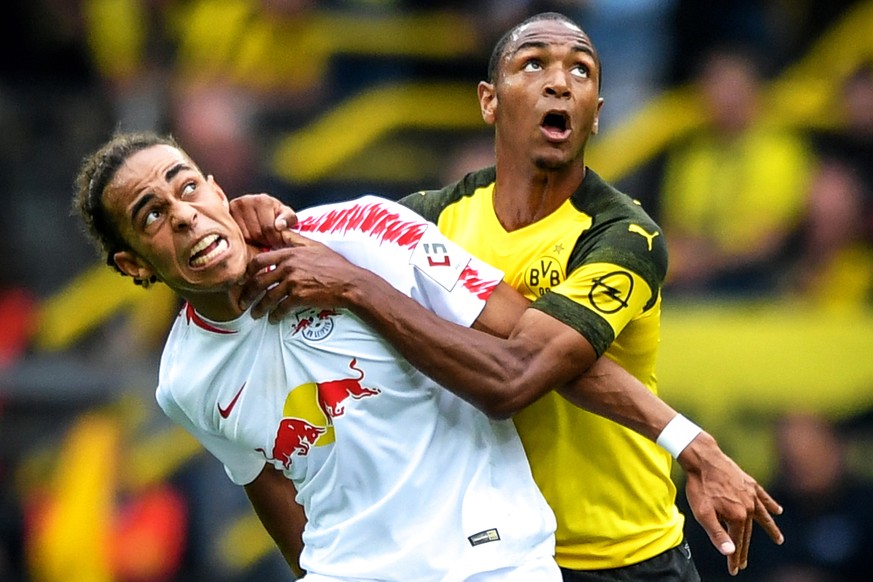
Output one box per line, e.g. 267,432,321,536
143,207,162,227
571,64,590,78
522,60,542,72
181,181,197,197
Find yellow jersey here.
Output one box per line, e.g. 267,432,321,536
401,166,683,570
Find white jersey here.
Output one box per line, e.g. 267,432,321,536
156,196,558,581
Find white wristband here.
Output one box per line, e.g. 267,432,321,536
656,414,702,459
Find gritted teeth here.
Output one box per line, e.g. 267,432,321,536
190,234,219,257
189,234,227,267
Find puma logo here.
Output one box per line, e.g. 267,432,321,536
628,224,659,251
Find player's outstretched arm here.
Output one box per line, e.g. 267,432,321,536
244,465,306,578
557,366,784,576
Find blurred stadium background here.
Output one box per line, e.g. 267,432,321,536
1,1,873,580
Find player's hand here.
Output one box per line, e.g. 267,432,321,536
238,231,371,323
229,193,297,249
678,432,783,576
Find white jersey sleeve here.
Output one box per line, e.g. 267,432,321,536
295,195,504,329
156,377,266,486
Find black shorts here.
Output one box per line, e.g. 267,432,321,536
560,539,701,582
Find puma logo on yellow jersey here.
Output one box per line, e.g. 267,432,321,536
628,224,659,251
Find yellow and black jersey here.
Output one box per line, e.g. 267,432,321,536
400,166,684,570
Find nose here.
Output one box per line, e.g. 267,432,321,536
544,68,571,99
169,200,198,231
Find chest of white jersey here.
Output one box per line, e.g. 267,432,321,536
155,196,557,581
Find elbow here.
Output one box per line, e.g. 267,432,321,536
476,378,540,420
480,403,515,421
458,347,545,420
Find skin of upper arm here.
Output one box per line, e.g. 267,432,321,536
472,282,530,339
478,282,599,383
244,466,306,577
480,286,673,435
506,306,600,393
470,281,600,414
470,298,599,417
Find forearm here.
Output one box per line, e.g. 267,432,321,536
342,271,566,418
566,366,729,482
560,357,722,472
244,468,306,577
558,356,677,441
263,518,305,578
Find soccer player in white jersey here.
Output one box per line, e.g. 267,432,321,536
73,132,572,581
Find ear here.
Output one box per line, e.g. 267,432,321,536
113,250,155,282
591,97,605,135
478,81,497,126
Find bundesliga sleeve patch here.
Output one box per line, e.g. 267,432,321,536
409,224,472,291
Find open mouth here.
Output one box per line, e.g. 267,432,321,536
541,111,571,139
189,233,229,267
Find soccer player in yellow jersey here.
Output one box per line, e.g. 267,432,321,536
234,11,785,581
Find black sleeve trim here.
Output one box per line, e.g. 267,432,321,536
529,291,615,357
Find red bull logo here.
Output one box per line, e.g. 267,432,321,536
291,308,338,341
257,418,326,469
291,318,311,335
256,358,380,468
317,358,380,418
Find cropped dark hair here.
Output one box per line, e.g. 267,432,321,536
72,131,181,286
486,11,601,92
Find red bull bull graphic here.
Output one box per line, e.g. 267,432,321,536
257,379,333,468
291,308,339,341
257,418,326,469
291,318,311,335
257,359,380,467
317,358,380,418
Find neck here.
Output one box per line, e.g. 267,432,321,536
187,288,246,323
492,158,586,231
179,244,259,322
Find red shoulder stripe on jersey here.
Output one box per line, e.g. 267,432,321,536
459,265,500,301
184,302,237,334
297,202,426,248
